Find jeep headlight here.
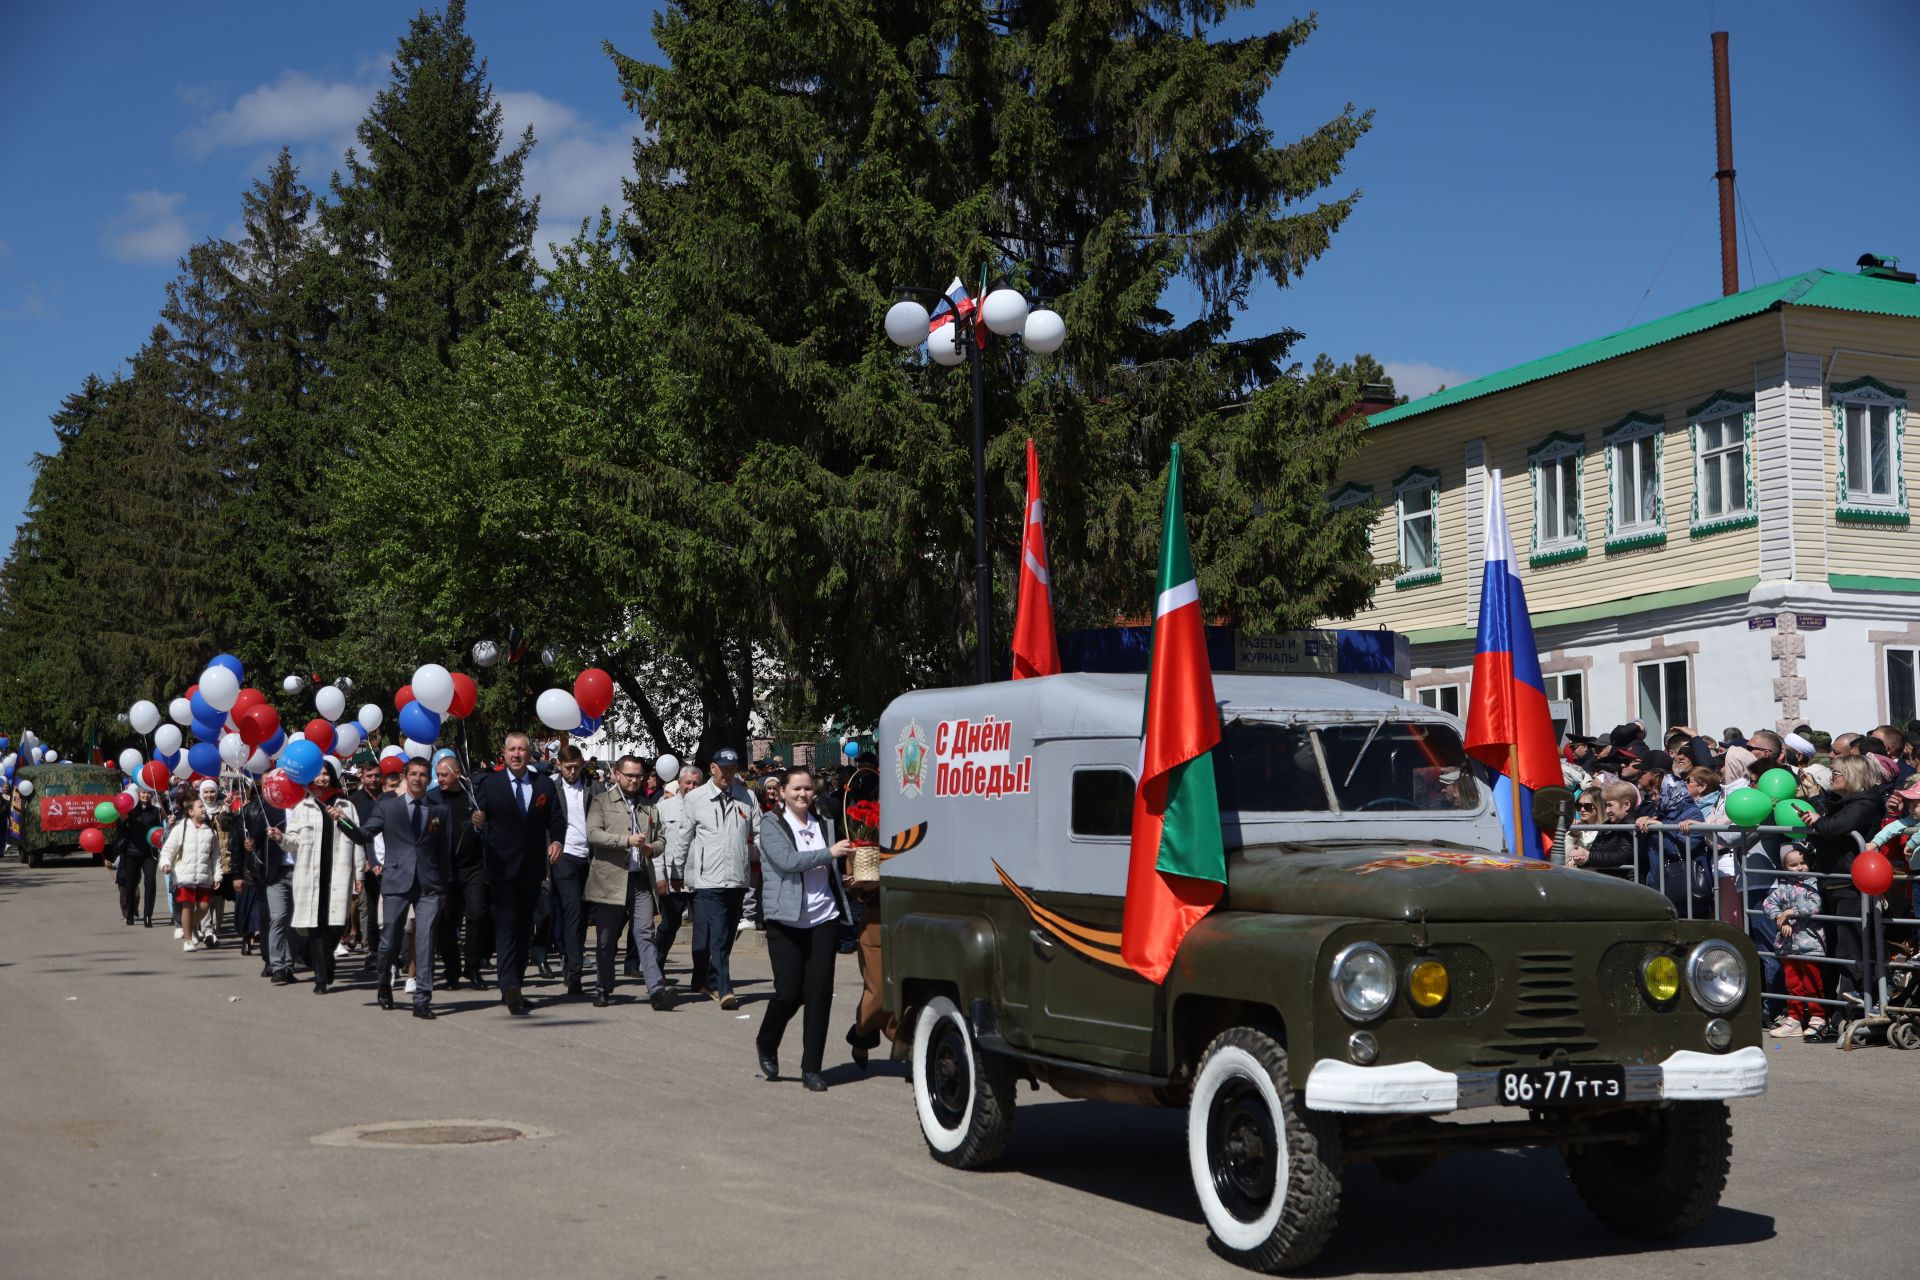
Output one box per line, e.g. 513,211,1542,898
1686,940,1746,1012
1330,943,1396,1023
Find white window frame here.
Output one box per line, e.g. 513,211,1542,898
1888,646,1920,727
1603,411,1667,553
1525,432,1586,566
1416,684,1462,717
1634,657,1690,731
1392,467,1441,589
1687,391,1756,536
1832,375,1909,524
1328,482,1375,549
1542,670,1586,738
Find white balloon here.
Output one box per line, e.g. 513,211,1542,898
118,748,143,777
154,724,183,756
885,299,931,348
43,749,58,763
246,748,272,775
282,675,305,695
16,780,32,797
654,753,681,783
539,647,558,668
411,663,455,714
1021,307,1065,354
403,738,433,760
219,735,249,768
199,666,240,712
315,686,346,722
171,757,192,780
380,745,406,761
981,287,1030,336
536,688,581,731
472,640,500,668
129,700,161,735
332,723,362,757
358,704,384,734
169,697,194,727
288,732,306,743
336,677,354,693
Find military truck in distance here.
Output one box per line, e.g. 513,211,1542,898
877,674,1766,1272
11,763,124,867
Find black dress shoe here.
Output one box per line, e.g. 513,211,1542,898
847,1023,879,1071
649,987,674,1011
143,918,154,928
504,988,527,1015
271,970,293,985
801,1071,828,1093
592,991,611,1008
124,917,136,926
535,954,555,980
313,981,329,995
377,989,395,1011
412,1006,436,1020
757,1049,779,1080
566,976,584,996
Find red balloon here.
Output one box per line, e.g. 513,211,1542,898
185,683,198,698
395,685,416,711
379,754,406,775
232,688,268,718
80,827,106,854
448,672,478,719
237,703,281,747
1853,850,1895,897
304,719,336,753
112,792,136,816
148,827,165,849
141,761,172,792
261,769,307,810
574,667,614,718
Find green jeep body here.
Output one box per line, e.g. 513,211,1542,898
12,764,124,866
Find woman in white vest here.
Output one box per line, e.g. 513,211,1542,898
282,762,364,994
158,797,222,954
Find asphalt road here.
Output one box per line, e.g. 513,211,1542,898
1,854,1910,1280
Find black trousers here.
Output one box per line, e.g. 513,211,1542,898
437,865,491,980
757,919,840,1076
490,873,542,993
1827,884,1865,999
655,891,688,965
305,925,343,986
118,856,157,922
550,856,590,979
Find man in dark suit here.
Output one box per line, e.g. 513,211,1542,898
231,791,291,980
434,754,490,990
471,731,565,1014
335,756,452,1019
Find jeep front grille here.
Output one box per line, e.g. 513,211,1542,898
1479,951,1599,1064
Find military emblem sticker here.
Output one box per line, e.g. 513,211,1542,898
895,720,929,797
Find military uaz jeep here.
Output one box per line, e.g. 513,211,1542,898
877,673,1765,1272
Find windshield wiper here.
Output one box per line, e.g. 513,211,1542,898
1341,717,1387,789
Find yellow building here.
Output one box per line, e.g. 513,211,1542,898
1327,259,1920,737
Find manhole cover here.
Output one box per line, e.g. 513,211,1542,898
311,1120,551,1149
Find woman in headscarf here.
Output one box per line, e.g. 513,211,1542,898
283,762,363,994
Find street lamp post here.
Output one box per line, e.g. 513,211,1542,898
885,278,1065,684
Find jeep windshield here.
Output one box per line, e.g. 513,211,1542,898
1212,720,1480,814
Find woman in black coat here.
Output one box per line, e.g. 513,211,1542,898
1804,756,1888,1033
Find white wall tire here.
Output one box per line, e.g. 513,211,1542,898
1187,1028,1341,1272
912,994,1015,1168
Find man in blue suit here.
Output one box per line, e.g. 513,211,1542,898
335,755,451,1019
471,731,565,1014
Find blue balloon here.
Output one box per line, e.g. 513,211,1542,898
397,701,442,743
0,736,10,751
192,717,225,743
573,714,602,736
280,739,324,785
843,740,860,759
261,728,286,756
207,653,245,681
157,750,180,769
187,741,222,777
190,689,222,725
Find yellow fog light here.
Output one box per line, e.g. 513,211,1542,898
1643,953,1681,1004
1407,959,1450,1009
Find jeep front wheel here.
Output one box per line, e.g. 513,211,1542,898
1563,1101,1731,1238
1187,1028,1341,1272
911,994,1015,1169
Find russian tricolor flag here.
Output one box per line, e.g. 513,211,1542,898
1464,470,1561,859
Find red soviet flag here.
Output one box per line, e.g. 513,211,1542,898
1010,438,1060,680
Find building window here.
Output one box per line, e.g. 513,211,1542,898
1635,658,1690,732
1889,648,1919,727
1525,432,1585,566
1392,467,1441,589
1328,482,1375,549
1833,375,1909,524
1416,684,1461,716
1603,412,1666,552
1542,671,1586,738
1687,391,1756,536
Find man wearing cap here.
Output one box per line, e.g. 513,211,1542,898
664,749,757,1009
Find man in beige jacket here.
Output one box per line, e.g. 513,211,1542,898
586,754,670,1008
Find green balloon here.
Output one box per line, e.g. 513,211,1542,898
1757,768,1798,802
92,801,119,824
1773,798,1816,830
1725,787,1773,827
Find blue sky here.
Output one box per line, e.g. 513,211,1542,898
2,1,1916,541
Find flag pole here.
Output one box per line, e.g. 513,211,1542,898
1508,741,1525,858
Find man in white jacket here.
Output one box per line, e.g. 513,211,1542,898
664,750,755,1008
653,764,703,969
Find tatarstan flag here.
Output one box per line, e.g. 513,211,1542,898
1121,442,1226,983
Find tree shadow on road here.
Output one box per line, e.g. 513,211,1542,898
1002,1099,1774,1273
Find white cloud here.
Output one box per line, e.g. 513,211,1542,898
1385,360,1475,401
0,283,49,321
102,191,193,265
180,71,375,157
498,90,633,251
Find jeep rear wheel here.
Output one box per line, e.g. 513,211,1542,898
1563,1101,1731,1238
911,994,1015,1169
1187,1028,1341,1272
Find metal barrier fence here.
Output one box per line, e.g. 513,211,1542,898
1564,822,1909,1037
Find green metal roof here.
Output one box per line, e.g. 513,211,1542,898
1369,269,1920,428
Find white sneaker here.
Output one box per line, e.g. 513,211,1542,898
173,927,185,940
404,977,417,994
333,943,350,958
1767,1016,1802,1039
183,941,197,953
